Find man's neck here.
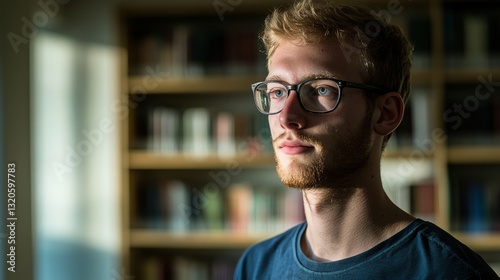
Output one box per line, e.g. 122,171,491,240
300,180,414,262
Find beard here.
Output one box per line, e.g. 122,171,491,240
274,113,374,190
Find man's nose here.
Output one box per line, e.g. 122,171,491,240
278,90,306,130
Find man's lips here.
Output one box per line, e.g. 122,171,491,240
278,140,314,155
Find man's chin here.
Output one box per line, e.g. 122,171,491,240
275,160,323,190
275,157,309,174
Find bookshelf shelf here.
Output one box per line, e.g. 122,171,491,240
130,230,273,249
444,69,500,83
383,148,435,160
447,147,500,164
128,75,264,94
453,233,500,251
128,151,275,169
411,70,433,86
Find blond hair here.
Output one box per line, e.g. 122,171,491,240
262,0,413,104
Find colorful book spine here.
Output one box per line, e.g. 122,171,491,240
135,180,306,233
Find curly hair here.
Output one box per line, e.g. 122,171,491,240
262,0,413,105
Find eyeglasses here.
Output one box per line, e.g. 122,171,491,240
251,78,386,115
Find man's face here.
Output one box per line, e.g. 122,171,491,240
267,39,375,189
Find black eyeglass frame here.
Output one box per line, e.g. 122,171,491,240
251,77,387,115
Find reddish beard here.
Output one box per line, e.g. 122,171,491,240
273,114,374,190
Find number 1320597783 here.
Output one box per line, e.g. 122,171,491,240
7,163,16,216
6,163,17,273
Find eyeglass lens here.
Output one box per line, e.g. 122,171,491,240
253,79,340,114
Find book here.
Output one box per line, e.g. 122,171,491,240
395,99,413,147
165,180,190,232
494,97,500,139
407,15,431,68
487,18,500,67
382,175,412,215
252,188,274,232
283,189,306,229
171,25,190,76
443,9,465,67
487,184,500,232
183,108,211,157
148,107,162,152
141,257,163,280
411,180,436,222
214,112,236,158
463,15,488,68
160,108,180,155
227,183,253,233
410,88,430,149
149,107,180,154
203,185,225,231
133,35,162,75
463,182,487,233
137,182,164,228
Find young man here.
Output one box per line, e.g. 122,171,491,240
234,0,499,279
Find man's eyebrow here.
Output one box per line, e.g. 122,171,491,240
265,72,340,83
264,75,282,82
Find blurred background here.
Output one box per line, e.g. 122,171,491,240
1,0,499,279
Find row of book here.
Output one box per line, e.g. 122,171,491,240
450,175,500,233
128,24,266,76
405,15,432,69
382,172,436,223
136,106,272,157
387,88,431,149
390,86,500,148
445,87,500,146
444,8,500,68
135,180,305,233
141,257,237,280
127,10,500,77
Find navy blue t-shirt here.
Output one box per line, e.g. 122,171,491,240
235,219,499,279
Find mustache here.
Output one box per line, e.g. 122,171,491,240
273,132,320,145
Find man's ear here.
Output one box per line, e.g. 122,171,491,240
372,92,405,136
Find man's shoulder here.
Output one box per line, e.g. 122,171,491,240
409,219,499,278
413,219,480,257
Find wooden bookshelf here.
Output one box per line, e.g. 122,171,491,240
453,233,500,251
128,76,264,94
130,230,273,249
444,69,500,83
383,147,436,160
411,70,433,86
129,151,275,169
447,147,500,164
118,0,500,278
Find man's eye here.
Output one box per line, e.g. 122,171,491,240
316,86,332,96
270,89,286,98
